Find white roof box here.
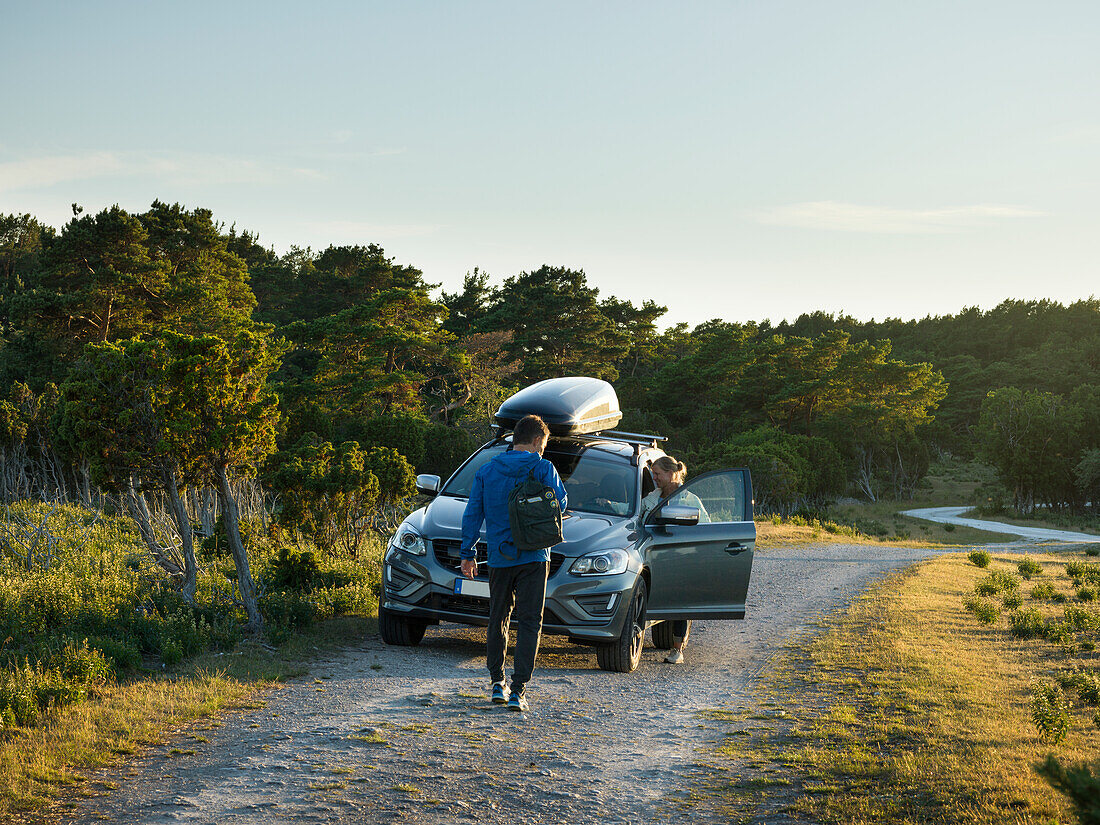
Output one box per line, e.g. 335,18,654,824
494,377,622,436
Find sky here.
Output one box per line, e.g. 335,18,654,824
1,1,1097,328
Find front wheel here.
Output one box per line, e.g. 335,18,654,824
379,604,427,646
596,580,647,673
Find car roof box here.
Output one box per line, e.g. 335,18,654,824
494,377,622,436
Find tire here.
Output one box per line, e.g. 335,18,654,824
651,620,675,650
379,604,427,646
596,579,647,673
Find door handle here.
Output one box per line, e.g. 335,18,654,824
725,542,749,555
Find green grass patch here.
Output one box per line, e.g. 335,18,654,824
699,551,1100,823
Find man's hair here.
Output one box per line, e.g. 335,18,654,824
513,414,550,446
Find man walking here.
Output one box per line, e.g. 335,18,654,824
460,414,567,711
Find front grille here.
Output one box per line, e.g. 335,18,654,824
433,539,566,577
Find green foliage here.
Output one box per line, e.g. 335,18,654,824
1079,587,1098,603
1017,557,1044,580
1068,560,1100,585
1003,591,1023,610
968,550,991,568
974,571,1020,597
963,595,1000,624
267,547,321,590
977,386,1098,513
265,436,413,555
1009,608,1046,639
1031,682,1071,744
1031,582,1058,601
1035,755,1100,825
691,426,845,515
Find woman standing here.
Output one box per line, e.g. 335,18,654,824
640,456,708,664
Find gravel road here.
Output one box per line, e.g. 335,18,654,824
903,505,1100,543
66,541,1025,825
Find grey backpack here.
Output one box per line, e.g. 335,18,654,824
507,467,564,554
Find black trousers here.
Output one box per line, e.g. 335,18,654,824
487,561,549,694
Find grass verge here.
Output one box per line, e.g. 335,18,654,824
698,552,1100,823
756,514,1005,548
1,615,374,822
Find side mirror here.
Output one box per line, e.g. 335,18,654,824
415,474,441,496
653,504,699,526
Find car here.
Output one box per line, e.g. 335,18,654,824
379,377,756,672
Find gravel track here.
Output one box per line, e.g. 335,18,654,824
65,541,1028,825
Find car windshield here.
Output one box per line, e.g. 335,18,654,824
441,443,637,517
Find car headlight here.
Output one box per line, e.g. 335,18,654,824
389,523,428,556
569,549,629,576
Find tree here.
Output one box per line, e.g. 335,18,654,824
265,435,414,555
481,266,630,383
57,338,200,599
156,331,285,630
284,287,459,421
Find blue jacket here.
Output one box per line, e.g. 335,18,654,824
460,449,568,568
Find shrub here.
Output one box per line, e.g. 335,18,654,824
1064,606,1100,632
1035,755,1100,825
1079,587,1098,602
1059,671,1100,706
267,547,321,591
1018,557,1043,580
1066,561,1100,586
1031,683,1071,744
968,550,991,568
1010,608,1046,639
943,523,956,533
963,595,1000,624
1032,582,1058,601
975,571,1021,596
1003,591,1023,610
1087,546,1100,557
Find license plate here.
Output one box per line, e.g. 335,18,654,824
454,578,490,599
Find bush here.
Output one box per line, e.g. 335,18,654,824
1067,561,1100,586
267,547,321,591
1064,606,1100,632
1035,755,1100,825
1079,586,1098,602
1018,557,1043,580
1003,591,1023,610
1010,608,1046,639
975,571,1021,596
963,595,1000,624
1031,582,1058,601
1031,683,1072,744
968,550,991,568
1087,546,1100,557
1059,671,1100,706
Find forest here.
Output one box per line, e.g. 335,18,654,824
0,203,1098,636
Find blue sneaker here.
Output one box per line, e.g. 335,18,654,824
491,681,507,704
506,691,529,712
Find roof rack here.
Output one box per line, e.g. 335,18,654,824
598,429,667,446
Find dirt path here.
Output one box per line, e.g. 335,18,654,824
65,542,1022,825
903,506,1100,543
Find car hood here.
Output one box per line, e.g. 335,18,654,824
409,494,635,556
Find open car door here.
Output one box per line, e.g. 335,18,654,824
643,468,755,620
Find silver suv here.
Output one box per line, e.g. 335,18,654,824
379,379,756,673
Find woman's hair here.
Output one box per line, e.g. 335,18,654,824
650,455,687,484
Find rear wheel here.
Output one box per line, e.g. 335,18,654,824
651,620,675,650
596,579,647,673
379,604,428,646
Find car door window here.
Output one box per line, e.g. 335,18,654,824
675,471,749,524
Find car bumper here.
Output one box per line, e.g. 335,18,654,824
383,550,638,642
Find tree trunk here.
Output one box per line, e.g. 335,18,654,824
161,465,198,603
215,463,263,632
127,474,183,578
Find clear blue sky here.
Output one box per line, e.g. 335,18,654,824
2,1,1097,327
